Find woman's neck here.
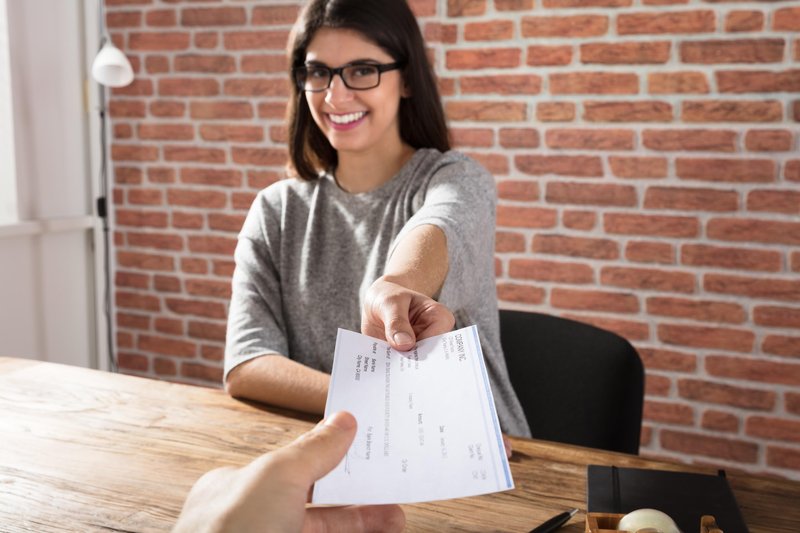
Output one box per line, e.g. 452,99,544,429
334,143,416,194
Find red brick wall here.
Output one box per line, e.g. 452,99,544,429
105,0,800,480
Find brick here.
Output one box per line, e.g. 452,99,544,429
181,362,223,383
154,274,181,293
269,125,288,144
252,5,300,25
583,101,672,122
717,70,800,93
117,312,150,330
150,100,185,118
618,11,716,35
533,234,619,260
464,20,514,41
115,209,169,228
754,306,800,329
148,167,176,184
188,320,227,342
745,130,793,152
643,129,736,152
154,358,177,376
232,192,257,211
164,146,226,164
644,186,739,212
648,72,710,94
186,279,231,299
682,244,781,272
166,298,227,319
110,100,146,118
509,259,594,284
114,124,133,139
609,157,667,179
447,0,486,16
129,32,190,51
545,0,630,5
447,48,521,69
117,251,174,272
450,128,493,148
223,31,290,51
127,232,183,251
522,15,608,38
647,296,746,324
115,167,142,185
200,124,263,143
180,258,208,275
497,181,539,201
625,241,674,264
645,374,671,396
682,100,782,122
107,11,142,28
660,323,754,351
247,171,280,189
191,101,253,120
424,23,458,45
144,56,169,74
707,355,800,386
232,147,288,167
789,393,800,416
601,266,696,293
116,291,160,312
181,7,246,27
195,32,218,49
111,144,158,162
707,217,800,246
774,6,800,31
224,79,289,98
118,353,148,373
174,54,236,73
681,39,784,64
725,11,764,32
767,447,800,471
208,214,246,233
146,9,176,27
537,102,575,122
747,189,800,215
116,271,149,289
445,101,527,122
213,261,234,279
637,347,696,372
550,72,638,95
702,410,739,433
706,273,800,302
495,231,526,253
747,416,800,443
644,400,694,425
679,379,774,410
138,123,194,141
497,206,557,228
581,41,670,64
201,344,224,362
546,182,637,207
551,288,638,313
562,314,650,341
604,213,699,238
516,155,602,177
676,158,775,183
788,160,800,182
526,45,573,67
545,129,634,150
159,78,219,97
139,334,196,358
563,210,596,230
460,74,541,94
167,189,226,209
241,54,288,74
496,0,534,9
498,128,539,149
112,79,154,97
188,235,237,255
793,252,800,272
180,168,242,188
762,335,800,358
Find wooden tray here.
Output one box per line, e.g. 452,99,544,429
585,512,723,533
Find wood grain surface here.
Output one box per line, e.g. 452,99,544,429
1,356,798,532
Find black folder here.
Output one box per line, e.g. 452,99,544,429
587,465,748,533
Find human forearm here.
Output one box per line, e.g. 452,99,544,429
381,224,448,298
225,355,330,415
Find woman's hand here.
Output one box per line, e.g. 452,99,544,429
361,277,454,351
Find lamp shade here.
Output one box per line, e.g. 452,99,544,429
91,40,134,88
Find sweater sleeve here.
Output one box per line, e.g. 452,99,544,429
224,189,289,382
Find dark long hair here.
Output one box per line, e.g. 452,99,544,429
286,0,450,180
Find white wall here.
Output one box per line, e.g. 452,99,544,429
0,0,102,369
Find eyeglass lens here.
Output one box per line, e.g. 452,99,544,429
297,64,381,92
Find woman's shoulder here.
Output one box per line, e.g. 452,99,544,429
256,175,325,206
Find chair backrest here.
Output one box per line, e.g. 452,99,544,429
499,309,644,455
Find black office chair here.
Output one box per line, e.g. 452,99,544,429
499,309,644,454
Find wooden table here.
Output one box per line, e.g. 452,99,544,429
1,357,798,532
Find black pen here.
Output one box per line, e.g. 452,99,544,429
528,508,579,533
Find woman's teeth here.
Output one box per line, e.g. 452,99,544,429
329,111,366,125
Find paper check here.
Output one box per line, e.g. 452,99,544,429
312,325,514,505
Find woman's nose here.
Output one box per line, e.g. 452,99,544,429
325,74,354,104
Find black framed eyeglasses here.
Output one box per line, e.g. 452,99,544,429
293,62,404,92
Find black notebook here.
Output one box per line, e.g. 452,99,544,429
587,465,748,533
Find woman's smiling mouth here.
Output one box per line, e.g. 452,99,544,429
327,111,367,129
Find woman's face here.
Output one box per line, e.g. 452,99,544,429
303,28,407,159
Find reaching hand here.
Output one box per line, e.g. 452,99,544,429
361,277,455,351
173,411,405,533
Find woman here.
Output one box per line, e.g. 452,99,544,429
224,0,531,439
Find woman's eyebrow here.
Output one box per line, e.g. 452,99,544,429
303,58,382,67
